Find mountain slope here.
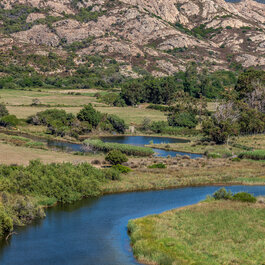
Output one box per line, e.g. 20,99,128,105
0,0,264,76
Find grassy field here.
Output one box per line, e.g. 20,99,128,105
0,88,166,125
0,142,103,165
0,88,101,106
128,200,265,265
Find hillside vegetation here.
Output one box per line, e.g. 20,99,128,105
0,0,264,82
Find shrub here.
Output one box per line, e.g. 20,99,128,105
212,188,257,203
77,104,102,127
150,121,168,133
213,188,233,200
0,160,105,203
168,111,198,128
27,109,75,126
148,163,166,169
107,114,127,134
0,103,9,118
141,117,152,131
112,164,132,173
233,192,256,203
0,115,19,127
105,150,128,165
0,204,13,237
27,109,76,137
202,118,239,144
103,168,121,181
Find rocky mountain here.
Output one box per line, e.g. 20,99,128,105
0,0,264,77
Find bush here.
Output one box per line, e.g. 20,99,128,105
107,114,127,134
27,109,79,137
0,103,9,118
233,192,257,203
103,168,121,181
150,121,168,133
212,188,257,203
0,160,105,203
148,163,166,169
202,118,239,144
105,150,128,165
0,115,19,127
213,188,233,200
0,204,13,237
77,104,102,127
112,164,132,173
168,111,198,128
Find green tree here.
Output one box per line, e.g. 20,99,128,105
183,62,200,97
107,115,127,134
168,111,198,128
235,69,265,99
77,104,102,127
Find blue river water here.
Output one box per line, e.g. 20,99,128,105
45,135,202,158
0,185,264,265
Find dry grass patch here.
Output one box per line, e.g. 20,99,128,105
103,158,265,193
0,142,102,166
95,106,166,124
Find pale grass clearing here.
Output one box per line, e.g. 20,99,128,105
0,89,101,106
6,106,83,119
0,142,103,166
95,106,167,124
237,134,265,150
7,105,166,125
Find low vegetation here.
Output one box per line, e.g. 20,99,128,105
105,150,128,165
239,150,265,161
128,191,265,265
148,163,166,169
210,187,257,203
0,159,129,238
84,139,154,156
27,104,127,137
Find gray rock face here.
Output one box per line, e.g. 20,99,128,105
12,25,60,47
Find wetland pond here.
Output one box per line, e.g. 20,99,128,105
0,185,265,265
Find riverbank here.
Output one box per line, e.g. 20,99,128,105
128,199,265,265
0,131,264,245
103,158,265,193
146,133,265,157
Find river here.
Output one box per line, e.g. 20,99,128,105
0,185,264,265
47,135,202,158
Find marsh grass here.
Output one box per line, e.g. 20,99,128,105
103,159,265,193
128,201,265,265
84,139,154,156
239,150,265,160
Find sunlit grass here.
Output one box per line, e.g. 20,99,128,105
128,201,265,265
